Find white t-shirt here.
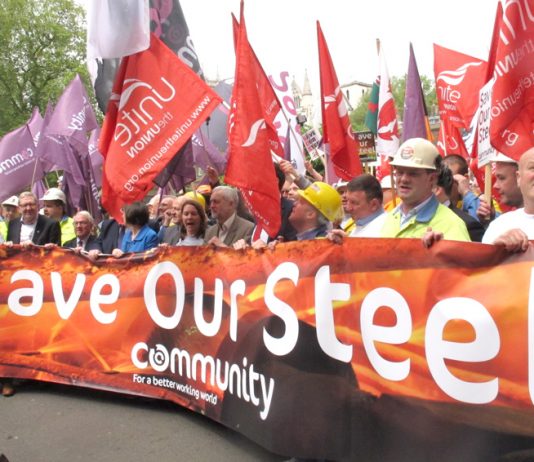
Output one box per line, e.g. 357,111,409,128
349,212,387,238
482,208,534,244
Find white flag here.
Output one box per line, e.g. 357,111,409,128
87,0,150,59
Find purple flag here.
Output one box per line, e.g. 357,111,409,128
37,104,86,186
200,81,233,152
192,130,227,174
88,128,104,188
283,124,291,162
45,75,98,152
153,141,196,191
0,122,43,201
32,179,48,200
402,43,428,141
27,107,44,147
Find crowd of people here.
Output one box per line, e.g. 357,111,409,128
1,137,532,396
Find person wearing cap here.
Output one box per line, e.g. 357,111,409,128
381,138,470,242
41,187,75,246
0,196,20,240
482,147,534,249
6,191,61,246
477,153,523,224
205,186,254,247
63,211,102,252
288,181,342,240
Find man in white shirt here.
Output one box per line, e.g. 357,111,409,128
482,147,534,251
328,174,386,243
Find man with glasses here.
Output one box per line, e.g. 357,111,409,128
63,211,102,252
381,138,470,242
6,191,61,246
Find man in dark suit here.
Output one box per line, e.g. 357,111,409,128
63,211,102,252
205,186,254,247
7,191,60,245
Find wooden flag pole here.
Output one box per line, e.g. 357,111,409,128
484,164,492,204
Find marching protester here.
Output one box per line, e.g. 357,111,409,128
111,202,159,257
6,191,61,246
335,181,355,234
380,138,470,244
158,195,186,245
434,165,485,242
176,199,208,246
63,211,102,252
287,181,341,241
481,147,534,251
41,187,76,245
477,153,523,225
0,195,20,240
205,185,254,247
328,174,386,243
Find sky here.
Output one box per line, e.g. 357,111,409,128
179,0,501,93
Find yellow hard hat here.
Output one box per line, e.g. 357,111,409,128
390,138,439,170
184,191,206,209
298,181,342,222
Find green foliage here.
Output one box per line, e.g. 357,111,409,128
349,90,372,132
349,74,437,131
0,0,90,135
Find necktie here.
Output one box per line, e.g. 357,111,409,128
78,239,83,248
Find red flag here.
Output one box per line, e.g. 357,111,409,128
225,3,282,238
99,33,221,221
489,1,534,160
437,119,469,158
434,44,488,130
317,21,362,181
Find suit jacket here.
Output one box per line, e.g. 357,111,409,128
7,214,61,245
97,219,125,254
63,235,102,252
159,225,182,245
450,204,485,243
205,215,254,246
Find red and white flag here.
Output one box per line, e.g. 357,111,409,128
376,46,399,179
489,0,534,161
317,21,362,181
225,3,282,238
434,44,487,130
99,33,221,221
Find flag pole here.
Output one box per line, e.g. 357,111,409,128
375,37,398,206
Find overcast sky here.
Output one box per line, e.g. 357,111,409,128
180,0,500,92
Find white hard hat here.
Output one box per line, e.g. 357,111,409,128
2,195,18,207
41,187,66,204
390,138,439,170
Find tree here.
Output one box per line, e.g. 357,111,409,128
0,0,88,135
350,74,437,131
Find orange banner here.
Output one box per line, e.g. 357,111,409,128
1,239,534,459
